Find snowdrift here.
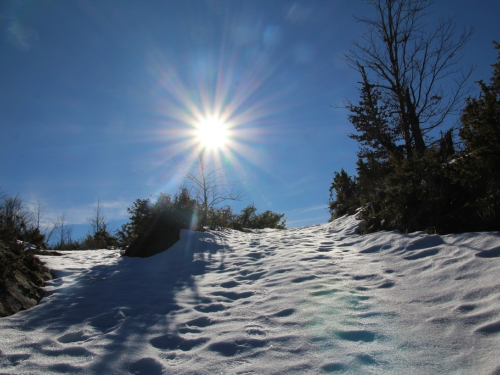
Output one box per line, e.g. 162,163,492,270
1,215,500,374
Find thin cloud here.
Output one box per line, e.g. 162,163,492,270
287,215,328,227
286,204,329,227
7,20,38,52
288,204,327,215
41,199,131,226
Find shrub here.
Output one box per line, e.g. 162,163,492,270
0,191,45,247
123,189,198,257
232,204,286,230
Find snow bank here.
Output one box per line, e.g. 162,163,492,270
1,215,500,374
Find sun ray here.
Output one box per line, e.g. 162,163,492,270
195,116,229,150
145,37,294,201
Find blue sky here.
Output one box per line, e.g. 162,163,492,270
1,0,499,236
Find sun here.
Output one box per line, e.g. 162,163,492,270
195,117,229,150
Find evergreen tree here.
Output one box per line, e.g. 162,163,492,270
457,41,500,230
124,189,198,257
329,169,359,219
330,0,474,233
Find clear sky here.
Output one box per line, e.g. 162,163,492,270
1,0,499,235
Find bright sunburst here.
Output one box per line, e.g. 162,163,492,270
195,117,229,150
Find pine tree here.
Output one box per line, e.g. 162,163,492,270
329,169,359,219
329,0,474,233
458,42,500,229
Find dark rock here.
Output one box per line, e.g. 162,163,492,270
0,241,52,317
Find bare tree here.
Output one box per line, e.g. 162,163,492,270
0,192,32,242
48,213,73,249
183,151,244,227
33,199,45,232
88,196,107,236
347,0,474,158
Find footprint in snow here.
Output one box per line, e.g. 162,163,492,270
336,330,376,342
455,304,477,313
475,246,500,258
245,324,267,337
403,248,440,260
247,252,263,260
47,363,83,373
316,247,332,252
273,308,295,317
57,330,90,344
310,289,340,297
220,280,240,288
150,334,208,351
1,352,31,365
322,362,347,372
377,280,396,289
89,311,124,332
237,271,267,281
291,275,316,283
185,316,214,327
194,303,226,313
351,274,378,281
41,346,94,357
208,338,266,357
212,291,255,301
475,320,500,335
129,357,165,375
301,254,331,261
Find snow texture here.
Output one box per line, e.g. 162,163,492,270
1,215,500,374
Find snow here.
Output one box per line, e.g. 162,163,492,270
2,215,500,374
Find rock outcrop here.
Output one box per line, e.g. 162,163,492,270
0,242,53,317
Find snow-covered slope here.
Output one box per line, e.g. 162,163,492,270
1,215,500,374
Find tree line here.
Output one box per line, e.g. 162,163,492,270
0,188,285,253
1,140,286,254
329,0,500,234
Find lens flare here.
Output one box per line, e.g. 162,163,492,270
196,117,229,150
